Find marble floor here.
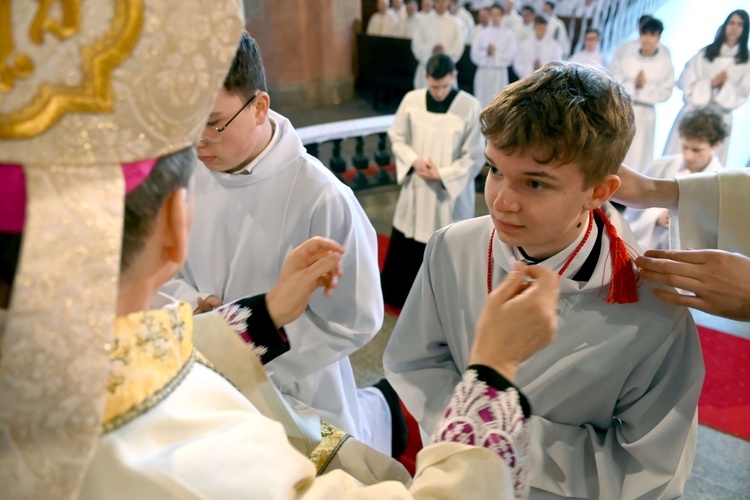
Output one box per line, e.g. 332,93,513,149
274,1,750,496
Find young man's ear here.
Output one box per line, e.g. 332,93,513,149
584,174,621,210
253,91,271,123
162,187,190,267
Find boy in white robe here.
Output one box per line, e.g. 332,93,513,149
626,106,727,251
385,61,704,499
541,1,571,56
513,16,564,79
468,7,490,43
471,4,518,106
381,53,484,309
663,9,750,166
411,0,466,89
569,28,606,68
367,0,401,37
610,17,674,173
161,33,392,455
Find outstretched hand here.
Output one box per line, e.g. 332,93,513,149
637,249,750,321
266,237,345,328
469,263,560,381
612,164,679,210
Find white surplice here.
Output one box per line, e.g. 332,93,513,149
502,10,528,43
663,44,750,166
388,89,484,243
675,169,750,254
513,35,564,79
411,11,466,89
610,45,675,172
385,205,703,499
367,10,400,37
470,25,518,106
161,111,389,453
544,14,571,56
569,48,606,68
625,154,723,251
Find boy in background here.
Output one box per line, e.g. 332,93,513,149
625,105,727,250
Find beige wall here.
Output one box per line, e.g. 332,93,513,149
246,0,361,108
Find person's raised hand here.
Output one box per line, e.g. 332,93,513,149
266,237,345,328
195,294,222,314
469,263,560,381
637,249,750,321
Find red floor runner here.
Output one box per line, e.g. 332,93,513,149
696,326,750,441
377,232,750,441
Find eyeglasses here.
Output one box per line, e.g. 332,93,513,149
200,93,258,144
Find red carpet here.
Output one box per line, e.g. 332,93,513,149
696,326,750,441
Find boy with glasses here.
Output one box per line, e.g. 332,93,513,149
162,33,395,456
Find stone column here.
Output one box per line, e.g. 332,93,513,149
245,0,361,108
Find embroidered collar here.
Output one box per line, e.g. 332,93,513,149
103,299,195,432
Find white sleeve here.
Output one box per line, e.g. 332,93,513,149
634,57,675,105
411,19,433,65
678,52,713,107
470,31,490,66
446,20,467,63
265,186,383,385
677,169,750,253
715,61,750,110
389,94,420,184
527,313,703,498
439,100,485,200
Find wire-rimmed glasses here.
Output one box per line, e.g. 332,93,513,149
200,93,258,144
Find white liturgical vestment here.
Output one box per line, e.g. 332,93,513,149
162,111,387,452
675,169,750,254
513,36,564,79
411,11,466,89
610,45,675,172
663,44,750,166
470,25,518,106
385,205,703,499
389,89,484,243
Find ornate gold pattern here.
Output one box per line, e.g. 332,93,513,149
0,164,124,498
309,422,351,476
103,302,194,426
0,0,142,138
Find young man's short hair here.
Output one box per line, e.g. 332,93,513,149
534,15,548,26
490,3,505,14
678,106,728,146
480,61,635,188
638,14,653,28
426,53,455,79
224,31,267,101
640,18,664,35
544,1,556,10
521,5,535,14
585,28,600,37
121,147,196,272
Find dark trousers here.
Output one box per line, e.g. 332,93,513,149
380,228,427,309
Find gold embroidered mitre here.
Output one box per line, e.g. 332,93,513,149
0,1,243,498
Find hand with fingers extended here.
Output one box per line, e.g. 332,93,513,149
636,249,750,321
469,262,560,381
266,237,345,329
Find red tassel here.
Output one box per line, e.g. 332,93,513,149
594,208,639,304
